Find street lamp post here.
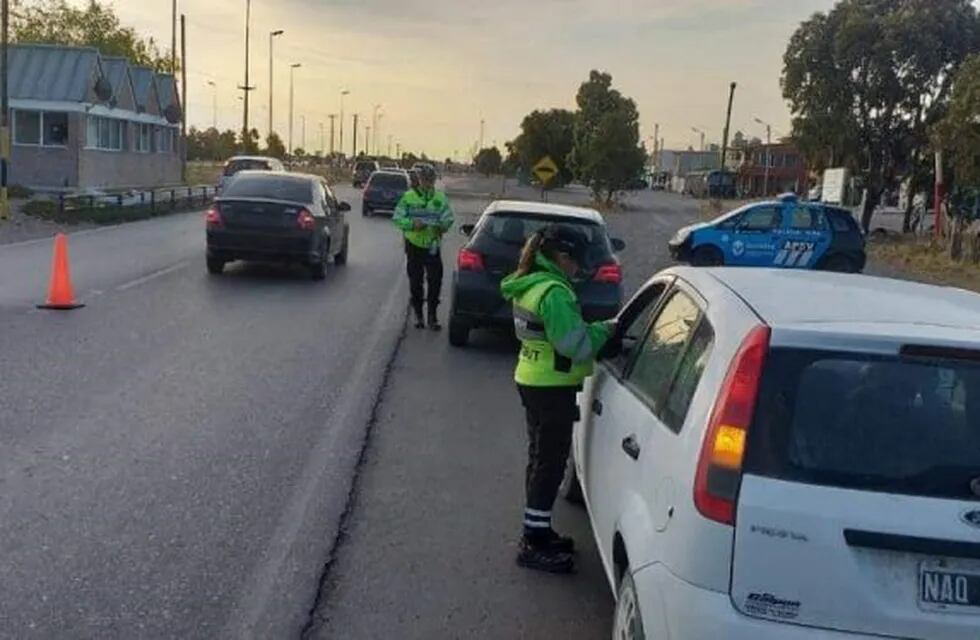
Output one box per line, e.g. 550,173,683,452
238,0,256,145
300,115,306,151
371,104,381,155
288,63,301,154
375,113,384,155
365,126,371,158
207,81,217,129
691,127,705,152
328,114,336,156
339,90,350,158
754,117,772,196
268,29,283,137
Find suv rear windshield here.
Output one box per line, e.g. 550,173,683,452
746,348,980,500
224,159,271,176
221,176,313,202
368,173,408,189
472,213,614,267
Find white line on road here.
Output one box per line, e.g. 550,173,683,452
115,261,190,291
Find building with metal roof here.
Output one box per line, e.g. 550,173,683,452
8,44,183,191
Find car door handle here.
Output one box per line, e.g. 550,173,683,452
621,435,640,460
592,399,603,416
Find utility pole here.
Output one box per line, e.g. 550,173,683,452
720,82,737,174
268,29,283,137
288,63,300,153
207,81,217,129
238,0,255,146
653,123,660,169
328,114,336,155
0,0,9,220
396,142,401,159
365,126,371,158
339,90,349,158
371,104,381,155
754,117,772,196
479,119,485,150
352,114,359,158
171,0,177,75
319,121,324,155
180,14,187,182
387,134,392,158
376,113,384,155
300,115,306,151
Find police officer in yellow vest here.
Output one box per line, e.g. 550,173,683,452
501,224,615,573
393,165,455,330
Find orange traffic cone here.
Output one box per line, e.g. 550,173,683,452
37,233,84,310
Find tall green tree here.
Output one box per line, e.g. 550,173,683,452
265,132,286,160
933,54,980,187
783,0,980,231
508,109,576,185
240,128,260,155
569,70,647,204
13,0,174,71
473,147,503,176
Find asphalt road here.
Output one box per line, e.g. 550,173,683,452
0,177,702,639
308,177,702,639
0,185,409,639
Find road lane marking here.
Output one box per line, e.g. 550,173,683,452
116,261,190,291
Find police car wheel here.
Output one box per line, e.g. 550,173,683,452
690,245,723,267
822,254,855,273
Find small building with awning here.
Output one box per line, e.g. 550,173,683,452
8,43,183,191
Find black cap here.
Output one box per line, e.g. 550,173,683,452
540,224,591,266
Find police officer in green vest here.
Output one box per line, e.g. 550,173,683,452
501,224,615,573
393,165,455,330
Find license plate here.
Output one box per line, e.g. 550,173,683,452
919,561,980,612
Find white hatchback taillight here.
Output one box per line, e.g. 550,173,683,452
694,325,770,526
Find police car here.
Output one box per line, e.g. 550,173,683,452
669,194,866,272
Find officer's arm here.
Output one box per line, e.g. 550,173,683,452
540,287,612,365
438,196,455,232
392,194,413,231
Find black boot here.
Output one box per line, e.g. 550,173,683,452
541,529,576,554
517,537,574,574
413,306,425,330
427,304,442,331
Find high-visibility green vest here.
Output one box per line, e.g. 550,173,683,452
512,279,596,387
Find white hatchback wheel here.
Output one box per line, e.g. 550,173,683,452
612,572,646,640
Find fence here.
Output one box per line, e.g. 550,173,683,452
56,185,216,218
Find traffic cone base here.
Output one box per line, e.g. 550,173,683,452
38,232,83,311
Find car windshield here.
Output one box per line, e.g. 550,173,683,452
368,173,408,189
747,348,980,500
220,176,313,202
223,159,270,176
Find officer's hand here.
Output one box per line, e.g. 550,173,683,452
413,220,425,231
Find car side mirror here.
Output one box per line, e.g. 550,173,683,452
461,223,475,236
611,238,626,252
338,201,351,213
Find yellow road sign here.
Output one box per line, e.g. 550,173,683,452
532,156,559,185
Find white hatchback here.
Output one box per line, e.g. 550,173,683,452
572,267,980,639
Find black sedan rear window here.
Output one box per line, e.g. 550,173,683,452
746,348,980,501
223,159,270,176
368,173,408,189
472,213,614,266
221,176,313,202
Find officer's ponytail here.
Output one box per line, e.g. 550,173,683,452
516,232,544,276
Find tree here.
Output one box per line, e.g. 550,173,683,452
13,0,173,71
782,0,980,231
508,109,576,184
568,70,647,204
186,127,240,161
293,148,307,159
473,147,503,176
240,128,260,155
265,132,286,160
933,54,980,187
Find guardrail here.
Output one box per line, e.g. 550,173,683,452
55,185,216,217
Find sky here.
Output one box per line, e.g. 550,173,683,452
104,0,844,158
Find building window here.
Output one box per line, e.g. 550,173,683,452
86,116,125,151
14,110,41,145
785,154,799,168
43,112,68,146
13,110,70,147
135,123,153,152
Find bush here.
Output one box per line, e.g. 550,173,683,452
8,184,33,199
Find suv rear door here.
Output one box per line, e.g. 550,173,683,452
732,337,980,639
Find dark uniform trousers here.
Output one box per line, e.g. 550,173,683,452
518,385,580,512
405,240,443,315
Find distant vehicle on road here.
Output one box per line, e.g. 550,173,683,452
206,171,351,280
650,171,671,191
573,266,980,640
217,155,286,193
448,200,625,347
685,170,736,199
411,162,437,179
669,194,866,272
362,170,411,217
352,160,380,188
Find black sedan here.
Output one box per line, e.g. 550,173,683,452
205,171,351,280
363,170,411,216
448,200,626,347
